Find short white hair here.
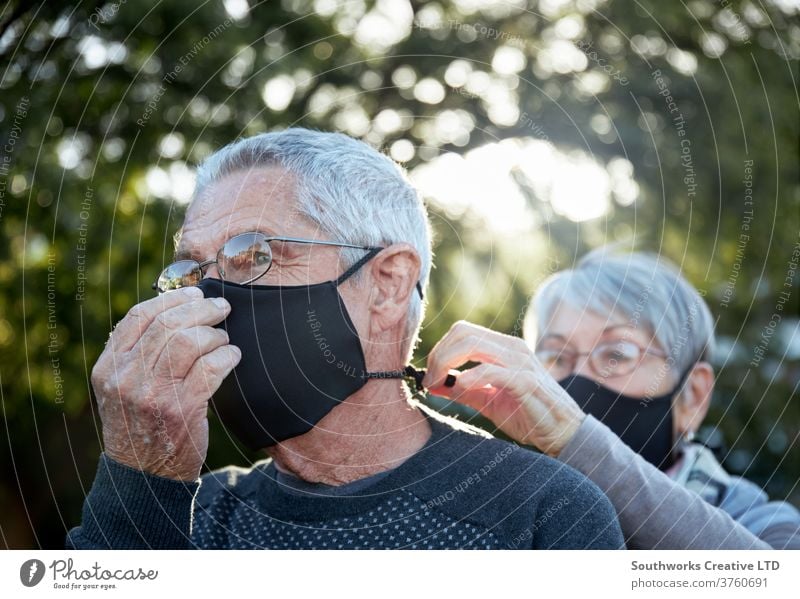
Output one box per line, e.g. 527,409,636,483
524,247,715,383
192,127,432,355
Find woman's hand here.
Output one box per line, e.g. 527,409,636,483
422,320,586,457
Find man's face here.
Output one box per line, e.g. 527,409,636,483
176,165,372,338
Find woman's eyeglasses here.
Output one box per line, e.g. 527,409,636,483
535,338,668,380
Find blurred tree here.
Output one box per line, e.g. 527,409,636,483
0,0,797,547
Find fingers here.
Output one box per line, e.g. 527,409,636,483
431,362,506,402
181,344,242,401
423,320,528,389
433,363,523,422
133,297,231,368
108,287,205,354
456,362,521,395
152,326,232,380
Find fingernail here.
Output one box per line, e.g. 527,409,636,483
211,297,229,310
230,345,241,359
182,286,203,297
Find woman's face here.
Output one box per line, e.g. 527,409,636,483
536,302,677,397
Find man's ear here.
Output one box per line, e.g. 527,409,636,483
674,361,714,437
367,243,421,333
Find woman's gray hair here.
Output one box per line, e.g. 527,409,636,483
191,127,432,355
524,247,715,385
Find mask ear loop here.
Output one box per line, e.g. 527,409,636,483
673,357,721,453
363,366,457,391
334,247,383,286
334,247,424,300
337,247,430,389
671,356,721,459
672,361,697,396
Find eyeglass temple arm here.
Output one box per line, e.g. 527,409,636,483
271,237,425,299
266,236,378,250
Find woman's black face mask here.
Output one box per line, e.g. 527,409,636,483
557,368,693,471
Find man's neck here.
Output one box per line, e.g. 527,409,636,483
265,381,432,486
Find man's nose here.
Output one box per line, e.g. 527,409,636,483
202,263,223,280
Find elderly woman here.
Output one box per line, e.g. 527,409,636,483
423,248,800,549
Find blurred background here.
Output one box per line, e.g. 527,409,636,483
0,0,797,548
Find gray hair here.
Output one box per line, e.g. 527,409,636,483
191,127,432,355
524,247,715,386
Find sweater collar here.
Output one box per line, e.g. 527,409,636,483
235,404,469,521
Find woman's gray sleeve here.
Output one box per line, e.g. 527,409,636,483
557,415,774,549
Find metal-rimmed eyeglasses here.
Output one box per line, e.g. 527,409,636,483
152,230,424,299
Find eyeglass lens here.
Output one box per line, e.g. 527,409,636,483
156,232,274,292
536,339,643,379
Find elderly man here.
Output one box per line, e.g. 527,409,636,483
66,129,623,550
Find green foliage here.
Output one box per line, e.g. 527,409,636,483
0,0,797,547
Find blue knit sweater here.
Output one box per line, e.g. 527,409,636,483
65,407,625,549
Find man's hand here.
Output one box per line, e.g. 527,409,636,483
91,286,241,481
422,320,585,457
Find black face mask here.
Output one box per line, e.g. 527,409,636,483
197,248,425,450
557,370,691,471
